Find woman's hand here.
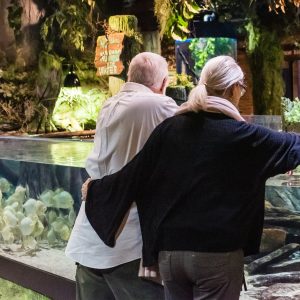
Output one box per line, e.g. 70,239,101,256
81,178,92,201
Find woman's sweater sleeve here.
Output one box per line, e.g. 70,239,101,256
85,124,163,247
242,124,300,177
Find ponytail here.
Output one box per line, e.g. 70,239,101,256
187,83,207,112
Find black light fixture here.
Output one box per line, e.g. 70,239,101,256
189,10,237,39
63,65,81,87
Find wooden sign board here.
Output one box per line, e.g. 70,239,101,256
95,33,125,76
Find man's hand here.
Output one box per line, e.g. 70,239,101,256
138,261,162,285
81,178,92,201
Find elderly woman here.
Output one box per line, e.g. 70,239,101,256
85,56,300,300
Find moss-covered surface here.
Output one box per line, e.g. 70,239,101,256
108,15,138,33
246,22,284,115
0,277,49,300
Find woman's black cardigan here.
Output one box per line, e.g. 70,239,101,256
86,112,300,266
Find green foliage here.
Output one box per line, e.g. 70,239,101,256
282,97,300,133
2,0,106,133
154,0,203,40
245,22,260,53
242,0,300,115
52,86,108,131
108,15,138,33
40,0,93,54
155,0,300,40
37,0,104,132
38,51,63,72
76,68,109,89
7,0,23,43
189,37,236,73
282,97,300,124
170,73,194,88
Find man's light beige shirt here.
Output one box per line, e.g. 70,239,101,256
65,82,178,268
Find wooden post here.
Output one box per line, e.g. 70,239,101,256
107,15,141,95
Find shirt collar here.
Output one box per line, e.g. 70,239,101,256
120,82,154,94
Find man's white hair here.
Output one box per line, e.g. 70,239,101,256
127,52,168,89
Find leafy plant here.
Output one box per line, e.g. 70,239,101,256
40,0,96,55
154,0,204,40
52,87,108,131
189,37,236,73
170,73,195,88
282,97,300,124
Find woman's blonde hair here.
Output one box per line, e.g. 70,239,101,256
188,56,244,111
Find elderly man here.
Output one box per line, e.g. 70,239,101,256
65,52,178,300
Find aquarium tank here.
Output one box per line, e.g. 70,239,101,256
175,37,237,79
0,136,93,281
175,37,237,77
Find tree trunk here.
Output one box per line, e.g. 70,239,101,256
246,23,284,115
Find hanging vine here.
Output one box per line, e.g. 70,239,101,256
154,0,204,40
40,0,94,55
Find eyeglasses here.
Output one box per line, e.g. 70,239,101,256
238,81,247,97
